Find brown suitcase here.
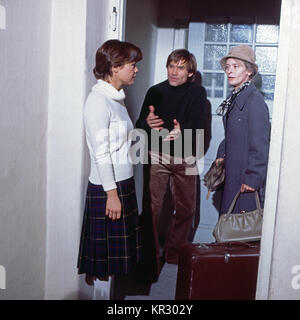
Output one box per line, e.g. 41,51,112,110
175,241,260,300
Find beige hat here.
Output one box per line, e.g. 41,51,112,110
220,45,258,76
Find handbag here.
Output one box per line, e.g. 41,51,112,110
203,160,225,199
213,191,263,242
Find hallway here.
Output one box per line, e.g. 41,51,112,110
112,263,178,300
2,0,300,300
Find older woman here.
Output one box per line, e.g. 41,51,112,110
77,40,142,285
216,45,270,214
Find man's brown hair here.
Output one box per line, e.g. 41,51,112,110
166,49,197,82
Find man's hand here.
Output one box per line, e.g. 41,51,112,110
146,105,164,130
240,184,255,193
164,119,181,141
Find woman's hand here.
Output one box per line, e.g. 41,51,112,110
215,158,224,166
240,184,255,193
106,189,122,221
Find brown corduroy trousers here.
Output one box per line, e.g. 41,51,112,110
149,152,198,270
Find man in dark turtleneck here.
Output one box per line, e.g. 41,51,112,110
136,49,206,276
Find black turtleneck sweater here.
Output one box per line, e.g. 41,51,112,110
136,80,206,157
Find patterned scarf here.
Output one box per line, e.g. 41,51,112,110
216,81,251,116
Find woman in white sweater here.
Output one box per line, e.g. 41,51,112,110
77,40,143,285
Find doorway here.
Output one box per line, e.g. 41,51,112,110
124,0,281,244
188,18,279,242
119,0,282,300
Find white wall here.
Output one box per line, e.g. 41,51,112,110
153,28,175,84
257,0,300,300
45,0,87,300
124,0,159,212
0,0,51,299
0,0,115,301
125,0,159,123
45,0,114,300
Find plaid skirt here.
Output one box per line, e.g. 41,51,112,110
77,177,141,278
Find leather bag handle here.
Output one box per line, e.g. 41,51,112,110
226,190,262,215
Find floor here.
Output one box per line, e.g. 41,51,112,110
111,263,178,300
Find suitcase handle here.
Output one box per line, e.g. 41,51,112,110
196,241,259,250
227,241,252,248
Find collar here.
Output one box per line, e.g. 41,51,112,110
166,80,191,92
234,82,256,110
92,79,126,102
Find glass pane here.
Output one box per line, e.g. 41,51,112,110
256,25,279,43
229,44,252,51
203,73,224,87
255,46,278,73
204,45,226,70
203,73,224,98
227,85,233,97
261,75,276,91
205,24,228,42
230,24,253,43
263,92,274,100
214,90,224,98
255,75,276,101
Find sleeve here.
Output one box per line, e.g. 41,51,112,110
179,86,207,131
242,94,270,189
217,139,226,159
84,95,117,191
136,88,153,132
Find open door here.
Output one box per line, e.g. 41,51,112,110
188,18,280,242
124,0,281,245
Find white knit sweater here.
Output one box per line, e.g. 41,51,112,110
84,79,133,191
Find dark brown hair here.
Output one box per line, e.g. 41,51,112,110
166,49,197,82
93,39,143,80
